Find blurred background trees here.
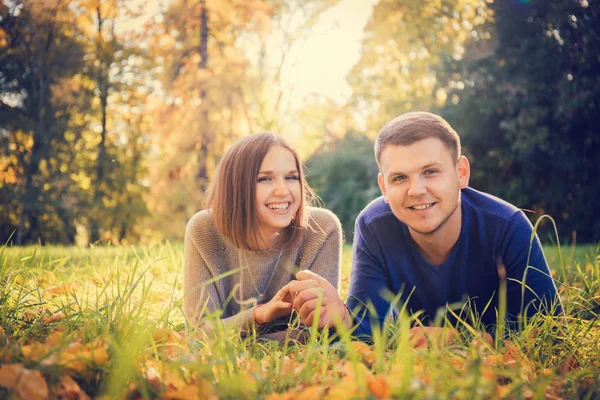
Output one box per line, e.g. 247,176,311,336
1,0,599,245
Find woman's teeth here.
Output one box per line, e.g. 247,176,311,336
268,203,289,211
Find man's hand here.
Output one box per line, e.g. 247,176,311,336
408,326,458,349
289,270,352,329
253,284,293,325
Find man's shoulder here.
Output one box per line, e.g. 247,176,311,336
462,187,522,222
357,196,400,227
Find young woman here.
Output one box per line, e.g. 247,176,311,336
183,132,342,338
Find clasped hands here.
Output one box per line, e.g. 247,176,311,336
253,270,351,329
254,271,493,348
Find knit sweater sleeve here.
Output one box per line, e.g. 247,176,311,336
183,211,257,334
301,208,343,291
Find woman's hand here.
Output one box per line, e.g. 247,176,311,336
253,284,294,325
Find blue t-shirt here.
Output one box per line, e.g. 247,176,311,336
346,187,562,337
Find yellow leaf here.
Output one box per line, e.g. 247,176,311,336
43,312,66,325
0,364,49,400
163,379,213,400
325,375,362,400
21,342,49,362
45,283,77,298
350,341,376,365
367,375,391,399
54,375,91,400
54,341,109,372
45,331,65,346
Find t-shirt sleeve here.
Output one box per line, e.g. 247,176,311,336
498,211,563,329
346,215,393,338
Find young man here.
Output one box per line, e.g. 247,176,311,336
289,112,562,344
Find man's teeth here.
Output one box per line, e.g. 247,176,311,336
411,203,434,210
268,203,289,211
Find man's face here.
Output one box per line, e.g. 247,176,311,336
377,138,470,237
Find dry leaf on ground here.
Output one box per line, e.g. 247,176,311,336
54,375,91,400
0,363,49,400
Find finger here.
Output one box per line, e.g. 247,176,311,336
298,297,327,320
276,283,292,300
304,306,330,329
288,279,319,296
408,328,427,348
296,270,328,284
275,300,293,309
409,333,428,349
293,287,325,310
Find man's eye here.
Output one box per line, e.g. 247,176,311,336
424,169,438,176
393,175,407,182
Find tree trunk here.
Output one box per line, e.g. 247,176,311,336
90,3,109,244
196,0,210,185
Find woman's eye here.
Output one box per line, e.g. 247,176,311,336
257,176,271,182
286,175,299,180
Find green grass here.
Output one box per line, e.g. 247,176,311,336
0,242,598,399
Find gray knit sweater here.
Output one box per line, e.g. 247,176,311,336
183,207,342,335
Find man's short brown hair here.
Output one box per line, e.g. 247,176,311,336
374,112,461,168
205,132,313,251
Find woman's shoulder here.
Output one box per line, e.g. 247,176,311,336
305,207,342,237
185,209,216,238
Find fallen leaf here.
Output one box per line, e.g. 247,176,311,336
325,375,362,400
155,328,185,359
163,384,200,400
45,282,77,297
45,331,65,346
21,342,49,362
280,355,302,375
54,375,91,400
367,374,391,399
266,385,324,400
0,363,49,400
350,341,376,365
163,379,214,400
43,340,109,372
43,312,66,325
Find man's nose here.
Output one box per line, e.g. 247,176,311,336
407,178,427,196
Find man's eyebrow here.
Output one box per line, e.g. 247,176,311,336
386,162,443,178
421,162,442,169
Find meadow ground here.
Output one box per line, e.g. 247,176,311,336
0,242,599,399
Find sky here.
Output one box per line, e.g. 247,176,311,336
278,0,379,108
131,0,378,109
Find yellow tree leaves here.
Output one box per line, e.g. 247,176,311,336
348,0,493,131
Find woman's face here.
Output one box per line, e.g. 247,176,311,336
255,145,302,247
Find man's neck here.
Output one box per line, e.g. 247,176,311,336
410,207,462,266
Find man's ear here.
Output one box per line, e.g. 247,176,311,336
378,172,389,203
456,155,470,189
